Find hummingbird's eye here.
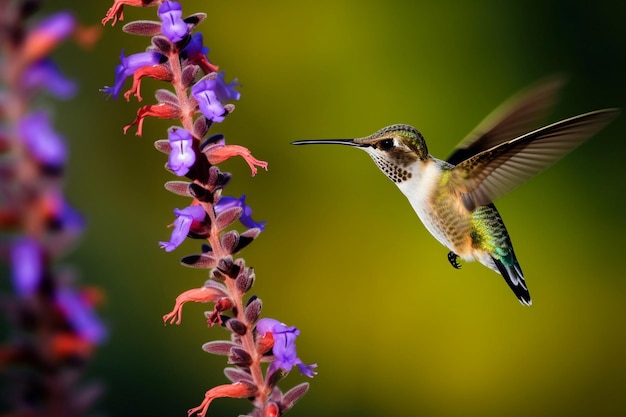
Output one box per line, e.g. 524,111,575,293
379,139,394,150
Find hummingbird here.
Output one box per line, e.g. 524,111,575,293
292,77,619,306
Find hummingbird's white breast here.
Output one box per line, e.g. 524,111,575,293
394,158,473,259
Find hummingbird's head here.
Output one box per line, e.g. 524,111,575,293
353,124,429,183
292,124,429,184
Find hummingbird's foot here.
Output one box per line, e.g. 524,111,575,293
447,251,462,269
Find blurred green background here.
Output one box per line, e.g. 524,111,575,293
18,0,626,416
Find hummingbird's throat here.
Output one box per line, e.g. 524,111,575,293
370,154,413,183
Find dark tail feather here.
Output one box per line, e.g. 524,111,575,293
493,257,532,306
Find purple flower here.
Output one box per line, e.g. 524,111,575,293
18,111,67,168
211,72,241,102
22,59,76,99
103,50,163,99
167,127,195,176
182,32,209,59
191,82,224,122
45,190,85,234
181,32,219,73
191,73,240,123
217,195,266,231
159,205,206,252
55,287,107,344
158,1,188,42
31,11,75,44
59,200,85,232
256,318,317,378
10,237,43,297
21,11,74,67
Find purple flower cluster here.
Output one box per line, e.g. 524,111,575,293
101,1,314,416
1,4,106,416
3,8,107,343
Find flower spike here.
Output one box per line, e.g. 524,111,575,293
100,1,313,415
2,5,106,415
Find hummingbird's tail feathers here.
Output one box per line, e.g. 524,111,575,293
493,257,532,306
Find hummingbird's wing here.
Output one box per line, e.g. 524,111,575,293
450,109,620,211
446,76,566,165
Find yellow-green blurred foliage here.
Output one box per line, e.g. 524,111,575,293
23,0,626,416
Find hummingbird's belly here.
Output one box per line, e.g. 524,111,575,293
398,164,474,259
415,197,473,257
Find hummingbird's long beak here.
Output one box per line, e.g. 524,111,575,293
291,139,364,147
